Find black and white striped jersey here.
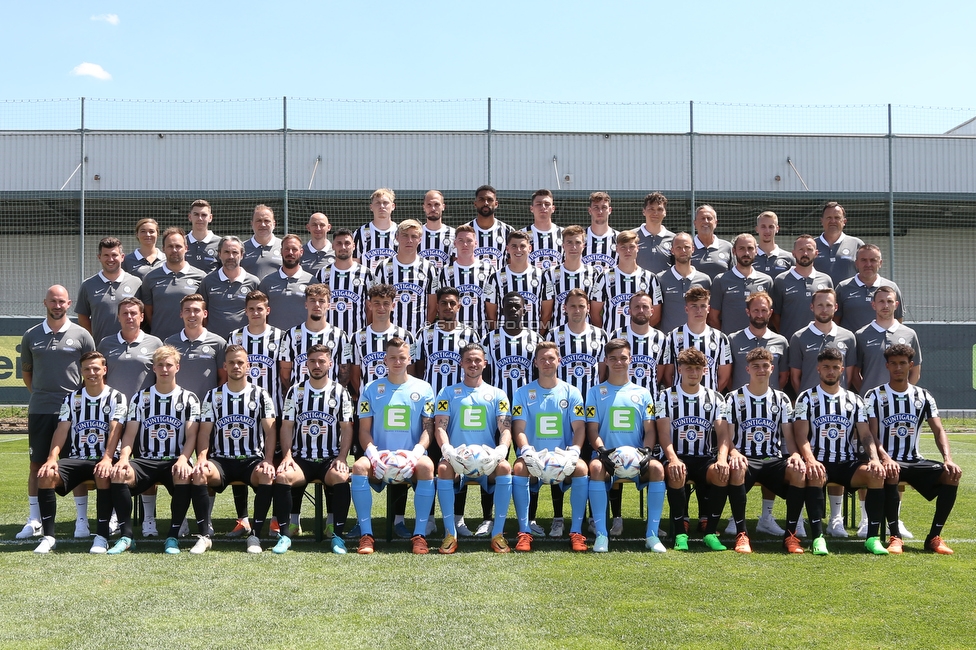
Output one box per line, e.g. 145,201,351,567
354,222,398,274
655,385,727,458
370,257,440,334
663,325,732,391
583,227,619,272
419,224,456,272
608,326,668,397
343,324,412,387
524,224,564,271
484,266,553,332
318,262,371,335
439,260,495,336
58,386,128,459
725,386,793,458
545,263,602,329
415,323,480,396
279,323,346,386
865,383,939,462
593,266,662,334
792,386,866,463
127,385,201,460
202,383,276,459
546,323,607,399
468,219,514,270
228,325,286,408
281,379,354,460
482,329,544,402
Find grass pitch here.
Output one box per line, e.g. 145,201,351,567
2,433,975,649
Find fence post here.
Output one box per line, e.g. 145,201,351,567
688,100,695,228
487,97,492,185
887,103,895,281
283,96,289,233
79,97,86,282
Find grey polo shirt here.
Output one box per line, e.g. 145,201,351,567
657,266,713,334
186,232,221,273
97,330,164,394
691,235,733,279
770,268,833,342
260,267,314,331
835,274,904,333
754,245,794,277
813,232,864,286
122,249,163,279
729,327,790,391
635,224,675,275
164,329,227,401
242,236,283,281
75,270,144,344
300,240,336,277
709,267,774,334
21,320,95,414
788,322,857,392
142,263,207,342
200,268,261,339
855,321,922,396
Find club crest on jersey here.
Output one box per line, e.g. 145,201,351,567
410,392,421,402
377,384,386,396
102,404,112,414
528,389,536,401
559,399,569,409
631,394,641,404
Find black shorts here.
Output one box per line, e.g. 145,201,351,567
209,457,263,491
293,456,338,484
823,460,863,489
28,413,61,464
896,459,944,501
674,455,717,486
55,458,100,495
744,457,790,498
129,458,179,494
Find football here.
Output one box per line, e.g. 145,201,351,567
379,450,415,484
454,443,498,479
609,446,645,479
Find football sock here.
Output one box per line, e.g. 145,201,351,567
481,488,493,521
785,485,805,534
570,476,589,534
551,484,565,519
828,493,843,521
805,486,825,538
168,484,192,538
413,479,435,537
929,483,957,540
884,483,901,537
491,475,512,538
437,479,456,537
528,490,538,521
95,488,113,539
865,487,884,538
729,484,747,534
74,494,88,521
191,484,212,536
331,482,350,537
587,479,609,537
290,485,304,518
762,498,775,519
609,485,622,519
272,483,292,533
454,488,468,522
252,484,273,538
350,475,373,536
667,487,687,538
38,488,57,537
28,496,40,523
142,493,157,520
110,483,133,539
512,476,531,533
232,483,249,519
646,481,665,538
695,482,710,520
705,485,729,534
391,483,409,517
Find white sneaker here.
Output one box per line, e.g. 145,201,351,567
724,517,736,535
108,511,120,536
856,518,868,539
245,534,262,554
587,518,597,535
142,517,158,537
425,518,436,537
827,516,850,538
609,517,624,537
16,520,41,539
795,518,807,539
74,518,91,538
455,520,473,537
898,520,914,539
529,520,545,537
549,518,565,538
756,514,785,536
34,536,57,554
189,536,212,555
89,534,109,554
178,518,190,538
474,520,491,537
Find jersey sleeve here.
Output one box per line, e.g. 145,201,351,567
788,332,803,370
186,393,202,422
792,392,810,422
281,385,299,421
494,388,509,419
641,388,655,421
110,390,128,422
58,393,73,421
568,385,585,423
512,385,528,422
854,394,868,423
127,392,144,422
648,273,663,305
339,387,354,422
358,383,376,418
74,284,92,317
200,391,216,422
584,386,599,423
718,332,732,365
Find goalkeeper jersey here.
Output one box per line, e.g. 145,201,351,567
584,381,654,450
512,379,584,451
359,376,435,452
434,381,509,447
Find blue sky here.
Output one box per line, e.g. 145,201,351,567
4,1,976,131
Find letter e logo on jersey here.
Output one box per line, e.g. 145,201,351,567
460,405,487,430
536,413,562,438
384,406,409,429
609,407,634,431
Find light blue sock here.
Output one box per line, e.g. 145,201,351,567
491,475,512,538
437,479,457,537
512,476,531,533
588,479,609,537
570,476,589,534
646,481,666,538
350,475,373,536
412,480,435,536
